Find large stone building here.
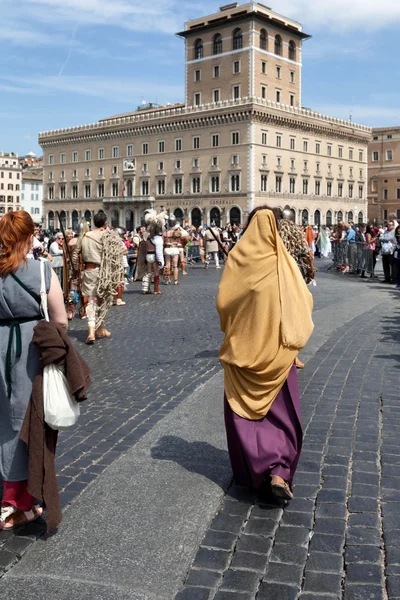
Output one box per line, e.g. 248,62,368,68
0,152,22,217
21,170,43,222
39,1,371,231
368,127,400,223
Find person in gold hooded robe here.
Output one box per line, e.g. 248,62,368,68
216,207,314,500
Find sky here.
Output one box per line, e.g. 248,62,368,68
1,0,400,157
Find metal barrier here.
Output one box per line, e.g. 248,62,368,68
331,241,375,274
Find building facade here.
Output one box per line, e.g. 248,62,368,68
21,171,43,222
39,2,371,231
368,127,400,223
0,152,22,217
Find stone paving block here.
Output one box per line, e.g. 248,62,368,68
280,511,313,529
257,582,299,600
219,569,260,593
223,500,252,518
299,595,340,600
345,546,382,564
264,562,303,588
201,530,237,551
313,517,346,536
388,576,400,597
345,564,383,585
346,527,381,546
344,584,384,600
243,519,277,538
306,551,343,573
185,569,222,588
317,489,347,503
348,497,378,513
230,551,268,573
310,533,345,554
210,514,244,535
213,592,254,600
175,587,211,600
274,526,311,547
236,535,273,555
303,571,342,595
386,546,400,565
269,543,308,565
284,498,314,514
250,505,283,520
315,503,347,519
193,548,231,572
348,513,379,528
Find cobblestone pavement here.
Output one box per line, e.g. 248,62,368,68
1,260,400,600
175,272,400,600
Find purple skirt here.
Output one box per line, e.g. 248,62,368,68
224,364,302,488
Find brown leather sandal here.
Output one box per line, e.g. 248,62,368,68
271,475,294,501
0,505,43,530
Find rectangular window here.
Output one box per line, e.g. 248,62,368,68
98,148,105,160
232,132,240,145
303,160,308,172
289,178,296,194
233,60,240,74
350,167,353,178
316,143,321,154
157,179,166,195
261,175,268,192
212,156,218,167
127,144,133,157
232,154,239,166
349,184,354,198
174,177,183,194
327,145,332,157
276,90,281,103
262,154,267,166
327,182,332,196
60,185,66,199
233,85,240,100
193,136,200,150
212,134,220,148
48,186,54,199
316,162,320,173
262,131,268,145
303,179,308,194
359,151,363,161
384,188,388,200
290,159,295,170
276,157,281,168
141,180,149,196
214,65,220,78
193,158,199,168
112,146,119,158
175,160,181,170
262,61,266,74
290,137,296,150
158,141,165,153
275,176,282,193
98,183,104,198
338,146,343,158
142,163,148,173
384,209,388,220
303,140,308,152
85,150,91,161
195,69,201,82
142,143,149,155
230,174,240,192
386,150,393,161
338,183,343,197
192,177,201,193
211,176,220,193
315,181,321,195
213,89,220,103
72,151,78,162
72,169,77,179
99,167,104,176
339,165,343,176
60,153,66,164
85,168,90,177
158,161,164,171
276,135,282,148
349,148,354,160
175,138,182,152
194,92,201,106
84,184,91,199
372,151,379,161
276,66,281,79
290,94,294,107
359,186,364,199
48,171,53,181
290,71,295,83
261,86,267,99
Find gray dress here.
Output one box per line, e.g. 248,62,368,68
0,260,51,481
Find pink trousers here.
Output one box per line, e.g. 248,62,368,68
1,480,34,512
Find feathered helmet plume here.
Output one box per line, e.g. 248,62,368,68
145,209,168,234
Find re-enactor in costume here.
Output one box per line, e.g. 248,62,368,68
142,209,166,295
217,208,314,501
163,215,189,285
76,212,124,345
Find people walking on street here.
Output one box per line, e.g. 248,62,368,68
380,220,396,283
163,215,189,285
141,210,166,295
217,206,314,501
204,225,222,269
0,211,67,530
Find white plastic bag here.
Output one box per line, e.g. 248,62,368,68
40,261,80,430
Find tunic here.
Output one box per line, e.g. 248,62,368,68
204,228,219,253
0,260,51,481
80,231,104,297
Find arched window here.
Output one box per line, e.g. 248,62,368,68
213,33,223,55
260,29,268,50
302,209,309,226
288,40,296,61
314,210,321,227
194,39,203,60
48,211,55,231
174,208,184,226
127,179,133,197
210,207,221,227
348,211,354,222
326,210,332,226
111,209,119,228
233,28,243,50
274,35,282,56
125,209,133,231
358,211,364,224
59,210,67,230
72,210,79,231
337,210,343,222
84,210,92,227
191,207,202,228
229,207,241,225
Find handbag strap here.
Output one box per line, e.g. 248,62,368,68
40,260,50,322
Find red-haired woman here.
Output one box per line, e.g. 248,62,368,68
0,211,67,529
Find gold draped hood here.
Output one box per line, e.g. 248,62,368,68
217,209,314,420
